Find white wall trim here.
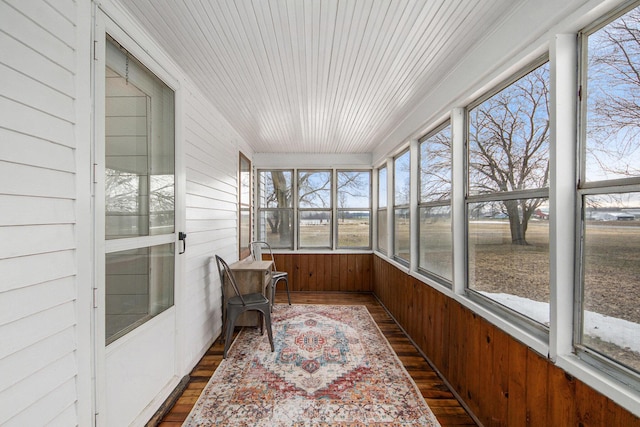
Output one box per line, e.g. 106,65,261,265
254,152,372,168
74,1,95,425
548,33,578,361
450,107,466,296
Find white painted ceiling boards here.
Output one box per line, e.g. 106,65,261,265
117,0,524,154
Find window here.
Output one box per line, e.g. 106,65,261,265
337,170,371,249
394,150,411,263
239,153,251,259
104,36,175,344
578,4,640,383
419,122,453,283
298,170,332,248
377,166,388,253
466,59,550,331
257,170,293,249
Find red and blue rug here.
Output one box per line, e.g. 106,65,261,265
184,304,440,426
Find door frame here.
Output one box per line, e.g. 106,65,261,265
92,5,186,425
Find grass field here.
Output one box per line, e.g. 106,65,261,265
285,218,640,370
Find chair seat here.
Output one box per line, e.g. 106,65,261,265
227,293,269,306
250,241,292,309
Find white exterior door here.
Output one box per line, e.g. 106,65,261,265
93,12,183,426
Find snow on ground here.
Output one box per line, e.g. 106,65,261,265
480,292,640,353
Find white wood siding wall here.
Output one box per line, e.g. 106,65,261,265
181,80,247,370
0,0,80,425
0,0,251,424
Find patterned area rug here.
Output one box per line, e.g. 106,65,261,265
184,304,440,426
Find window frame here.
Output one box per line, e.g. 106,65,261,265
257,169,294,249
238,152,251,259
336,169,372,250
393,149,411,265
377,165,388,254
464,56,552,341
574,2,640,391
297,169,333,250
418,120,453,286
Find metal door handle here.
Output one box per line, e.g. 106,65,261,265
179,232,187,254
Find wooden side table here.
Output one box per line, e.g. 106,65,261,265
225,259,272,326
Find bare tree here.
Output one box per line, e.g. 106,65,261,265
420,126,452,203
468,64,550,245
587,8,640,179
297,171,331,208
265,171,291,239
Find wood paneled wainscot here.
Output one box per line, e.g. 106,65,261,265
372,255,640,427
269,253,372,292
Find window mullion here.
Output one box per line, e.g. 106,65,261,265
550,32,579,360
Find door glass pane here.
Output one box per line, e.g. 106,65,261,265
105,40,174,239
104,37,175,345
106,243,175,344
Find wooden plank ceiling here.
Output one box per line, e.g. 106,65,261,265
118,0,523,154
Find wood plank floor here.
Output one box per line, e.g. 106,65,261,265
156,292,477,426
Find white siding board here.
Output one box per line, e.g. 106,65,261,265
0,251,75,293
187,206,236,222
8,381,77,427
186,218,236,233
186,180,233,201
0,224,75,259
0,129,75,172
43,0,76,24
0,354,77,425
0,64,74,122
0,161,75,198
184,106,239,142
4,0,76,48
0,32,74,97
187,235,236,261
0,0,81,426
0,327,75,394
185,152,236,184
0,302,76,360
0,195,75,226
188,228,236,246
45,403,78,427
186,169,235,198
0,97,74,147
0,1,75,70
0,277,75,325
185,192,227,210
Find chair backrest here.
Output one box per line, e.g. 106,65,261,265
215,255,246,305
250,241,277,271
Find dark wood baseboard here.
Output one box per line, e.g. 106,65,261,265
146,375,190,427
